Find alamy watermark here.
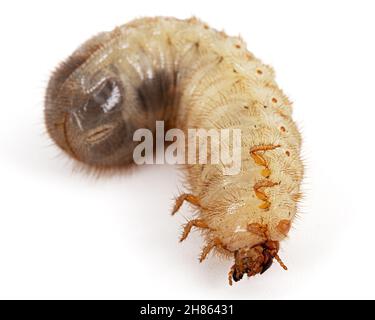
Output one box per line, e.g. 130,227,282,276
133,121,242,175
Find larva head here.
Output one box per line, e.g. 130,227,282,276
44,32,138,168
231,241,280,283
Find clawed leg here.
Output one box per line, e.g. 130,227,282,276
180,219,209,242
200,238,225,263
172,193,200,215
250,144,281,178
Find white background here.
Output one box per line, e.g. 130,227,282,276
0,0,374,300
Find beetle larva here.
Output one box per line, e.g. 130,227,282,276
45,17,303,285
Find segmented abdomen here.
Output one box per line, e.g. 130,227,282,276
124,18,304,252
119,17,303,251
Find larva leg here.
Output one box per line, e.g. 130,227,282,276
180,219,209,242
172,193,200,215
247,222,269,239
250,144,281,153
253,180,280,210
199,238,225,262
250,144,281,178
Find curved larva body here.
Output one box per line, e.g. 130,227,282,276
45,17,303,284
